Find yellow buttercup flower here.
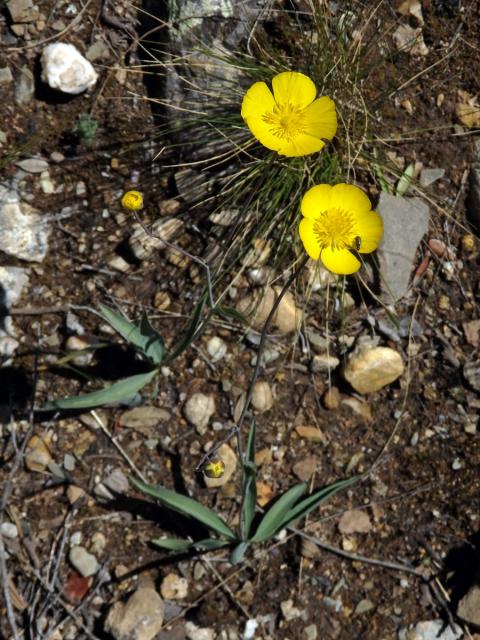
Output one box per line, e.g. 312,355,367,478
299,184,383,275
203,459,225,479
121,190,143,211
241,71,337,157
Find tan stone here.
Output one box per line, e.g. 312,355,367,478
204,444,237,489
343,346,404,394
105,580,164,640
295,425,326,443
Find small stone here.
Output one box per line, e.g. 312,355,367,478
119,406,170,433
256,481,274,507
254,448,272,466
85,39,110,62
341,397,372,421
65,336,93,366
451,458,462,471
91,532,107,555
400,619,463,640
0,522,18,538
204,444,237,489
15,158,49,173
420,168,445,187
160,573,188,600
105,579,164,640
236,286,302,333
281,599,303,621
463,320,480,347
25,434,52,472
311,353,340,373
464,360,480,392
50,151,65,163
153,291,171,310
159,198,181,216
15,65,35,105
338,509,372,535
0,67,13,84
69,546,99,577
67,485,86,504
183,393,215,435
393,24,428,56
206,336,227,362
41,43,98,94
63,454,75,472
354,599,374,615
7,0,39,22
129,218,183,261
301,538,320,560
322,386,341,410
251,381,273,412
304,624,318,640
457,583,480,627
292,455,318,482
295,425,326,443
343,345,404,394
185,622,215,640
103,468,129,494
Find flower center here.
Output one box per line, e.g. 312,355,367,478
313,208,357,251
262,102,306,141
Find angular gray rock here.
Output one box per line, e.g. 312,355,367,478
0,185,51,262
376,192,429,303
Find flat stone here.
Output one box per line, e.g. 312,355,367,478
69,546,99,577
311,353,340,373
292,455,318,482
0,67,13,85
343,344,404,394
338,509,372,534
0,266,30,307
457,583,480,627
105,579,164,640
0,186,51,262
295,425,326,443
236,286,302,333
354,599,375,615
420,168,445,187
15,65,35,105
7,0,39,22
376,193,429,302
119,406,171,433
15,158,49,173
183,393,215,435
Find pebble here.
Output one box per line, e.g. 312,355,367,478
0,522,18,539
41,43,98,94
292,455,318,482
236,286,302,333
451,458,461,471
103,468,129,494
0,266,30,308
154,291,171,310
206,336,227,362
376,192,429,302
457,583,480,627
67,485,86,504
40,171,55,194
0,67,13,84
25,434,52,472
354,599,375,615
295,425,326,443
463,360,480,392
185,622,215,640
105,579,164,640
341,397,372,421
160,573,188,600
69,546,99,577
204,444,237,489
343,345,404,394
91,532,107,555
304,624,318,640
183,393,215,435
7,0,39,22
129,218,183,261
398,620,463,640
63,454,76,472
251,381,273,412
420,168,445,187
119,406,171,433
15,158,49,173
322,386,341,410
301,539,321,560
338,509,372,534
310,353,340,373
280,599,303,621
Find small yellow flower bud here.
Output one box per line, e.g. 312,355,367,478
121,190,143,211
203,459,225,479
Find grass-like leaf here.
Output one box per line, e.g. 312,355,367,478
99,304,165,365
241,420,257,540
48,369,158,410
276,476,360,532
193,539,230,551
130,476,236,540
251,483,307,543
152,537,193,551
396,162,415,197
229,541,250,565
164,291,208,363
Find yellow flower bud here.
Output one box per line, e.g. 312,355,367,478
121,190,143,211
203,459,225,479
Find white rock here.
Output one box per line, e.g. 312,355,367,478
206,336,227,361
160,572,188,599
0,186,51,262
343,344,404,394
251,381,273,412
15,158,49,173
0,522,18,539
185,621,215,640
0,336,20,357
105,580,164,640
399,619,463,640
69,546,99,577
41,43,98,95
311,353,340,373
183,393,215,434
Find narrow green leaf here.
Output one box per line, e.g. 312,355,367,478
193,539,230,551
130,476,236,540
277,476,360,532
100,304,165,365
396,162,415,197
164,292,208,363
152,538,192,551
217,306,247,324
241,420,257,540
139,313,165,365
251,483,307,543
49,370,158,410
229,542,250,565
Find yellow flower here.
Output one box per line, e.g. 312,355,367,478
241,71,337,157
203,459,225,479
121,190,143,211
299,184,383,275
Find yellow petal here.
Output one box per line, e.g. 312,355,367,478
272,71,316,108
355,210,384,253
330,184,372,214
303,97,338,141
242,116,282,152
300,184,333,219
321,246,361,275
241,81,275,121
279,134,325,157
299,218,321,260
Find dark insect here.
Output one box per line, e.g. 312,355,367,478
353,236,362,251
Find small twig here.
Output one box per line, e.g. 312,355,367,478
90,410,148,482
